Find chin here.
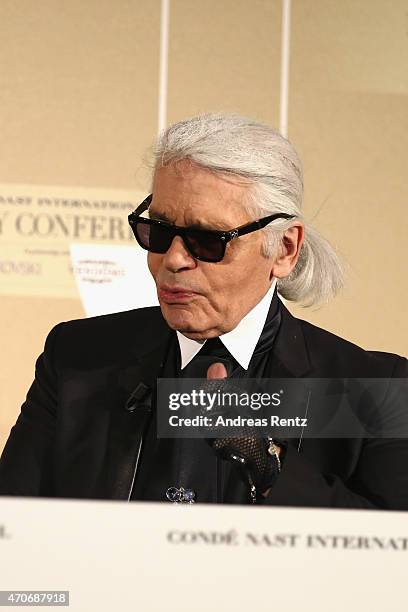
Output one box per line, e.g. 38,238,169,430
160,303,203,333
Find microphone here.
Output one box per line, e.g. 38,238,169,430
208,436,281,502
125,381,152,412
205,363,282,502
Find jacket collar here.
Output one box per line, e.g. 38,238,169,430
268,301,312,378
99,315,172,500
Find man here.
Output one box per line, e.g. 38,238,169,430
1,113,407,508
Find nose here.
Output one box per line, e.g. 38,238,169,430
161,235,197,272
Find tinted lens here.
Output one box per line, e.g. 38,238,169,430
134,220,225,262
184,230,225,262
136,222,174,253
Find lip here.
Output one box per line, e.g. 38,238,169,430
158,284,199,303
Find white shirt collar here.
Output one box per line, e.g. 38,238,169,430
176,279,277,371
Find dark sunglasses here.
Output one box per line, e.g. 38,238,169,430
128,194,295,263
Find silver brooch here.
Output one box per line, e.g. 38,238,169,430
166,487,196,504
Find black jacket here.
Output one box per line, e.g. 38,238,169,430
1,302,407,509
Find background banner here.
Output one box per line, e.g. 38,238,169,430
0,183,145,299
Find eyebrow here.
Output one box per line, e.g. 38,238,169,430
148,208,228,231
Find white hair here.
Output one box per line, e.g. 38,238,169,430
152,112,344,307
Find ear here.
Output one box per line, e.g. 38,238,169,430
271,223,304,279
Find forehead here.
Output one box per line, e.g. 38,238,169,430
150,161,252,229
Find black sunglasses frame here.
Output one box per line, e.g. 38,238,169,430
128,194,296,263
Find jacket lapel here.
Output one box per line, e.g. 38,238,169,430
97,327,173,500
264,302,313,453
269,301,312,378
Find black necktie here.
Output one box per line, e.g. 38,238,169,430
172,337,238,502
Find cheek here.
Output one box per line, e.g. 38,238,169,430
202,269,238,310
211,249,271,302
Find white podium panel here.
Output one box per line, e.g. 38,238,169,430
0,497,407,611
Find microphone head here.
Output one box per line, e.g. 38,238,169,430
208,436,269,475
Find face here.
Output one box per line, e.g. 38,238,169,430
147,161,277,340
